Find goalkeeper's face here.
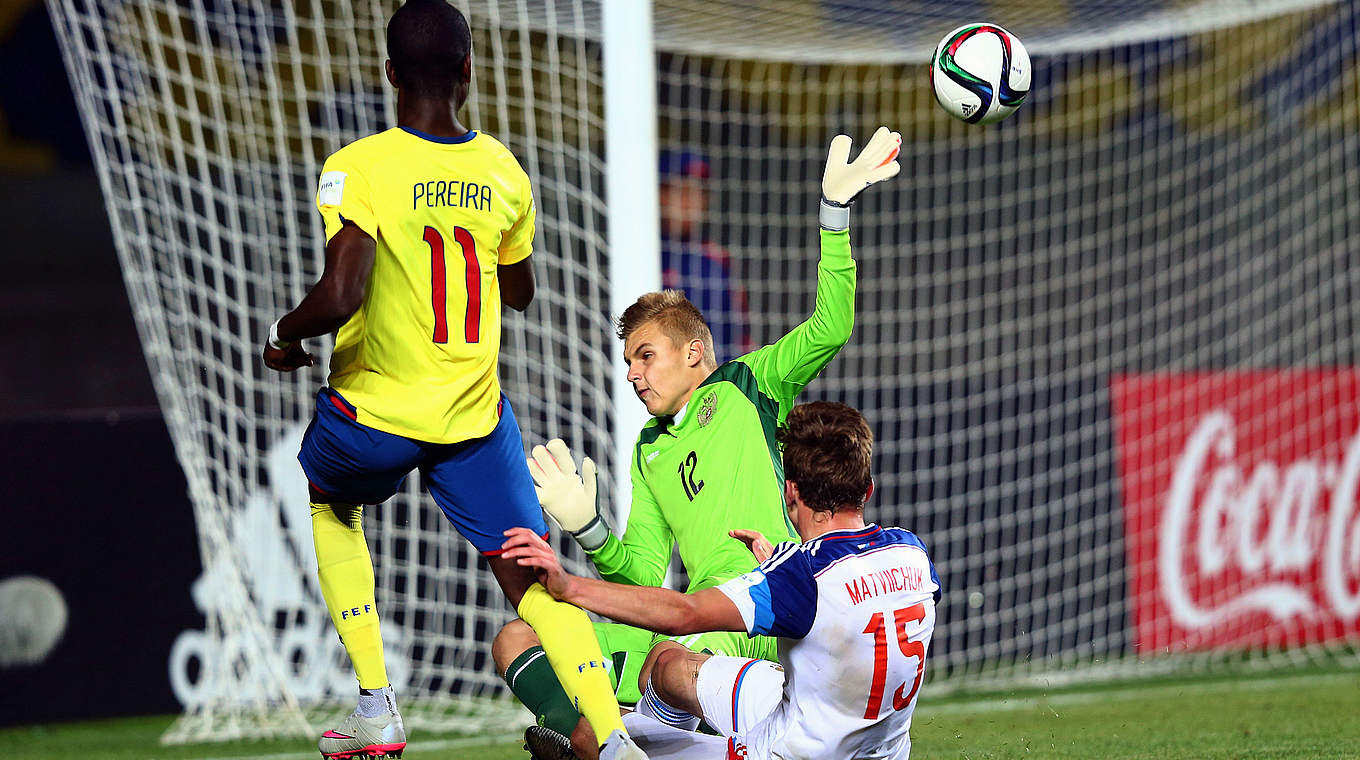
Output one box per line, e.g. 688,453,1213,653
624,321,707,417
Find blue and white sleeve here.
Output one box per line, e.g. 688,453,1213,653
715,542,817,639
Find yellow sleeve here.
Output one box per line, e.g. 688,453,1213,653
498,171,535,265
316,152,378,243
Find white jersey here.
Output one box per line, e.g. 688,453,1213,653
715,524,939,760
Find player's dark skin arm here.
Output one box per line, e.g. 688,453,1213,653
499,259,534,311
262,222,376,372
501,527,745,635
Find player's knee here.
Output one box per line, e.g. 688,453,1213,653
491,618,540,675
637,640,687,693
641,643,706,710
311,500,364,530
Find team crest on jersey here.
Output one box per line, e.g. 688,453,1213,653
697,391,717,427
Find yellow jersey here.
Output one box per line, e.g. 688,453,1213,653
314,126,535,444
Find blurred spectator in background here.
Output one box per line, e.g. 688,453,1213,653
659,150,752,361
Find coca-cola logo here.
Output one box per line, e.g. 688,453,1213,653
1112,371,1360,653
1162,412,1360,627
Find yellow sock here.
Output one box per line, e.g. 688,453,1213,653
517,583,624,744
312,502,388,690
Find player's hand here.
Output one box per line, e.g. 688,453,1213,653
821,126,902,206
527,439,610,551
262,341,316,372
501,527,572,599
729,529,775,563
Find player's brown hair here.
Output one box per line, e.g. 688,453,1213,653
616,290,717,368
778,401,873,514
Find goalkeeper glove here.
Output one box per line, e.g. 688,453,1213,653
820,126,902,231
527,439,611,551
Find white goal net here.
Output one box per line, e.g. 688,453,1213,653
50,0,1360,745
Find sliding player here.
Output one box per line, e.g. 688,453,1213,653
503,402,941,760
261,2,643,758
493,128,901,758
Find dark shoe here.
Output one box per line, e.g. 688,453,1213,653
525,725,578,760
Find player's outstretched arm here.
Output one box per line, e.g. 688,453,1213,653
740,127,901,398
502,528,744,636
262,222,376,372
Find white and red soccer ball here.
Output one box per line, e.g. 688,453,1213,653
930,23,1031,125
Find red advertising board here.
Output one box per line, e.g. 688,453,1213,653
1111,370,1360,653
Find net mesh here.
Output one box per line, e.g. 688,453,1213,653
653,0,1360,688
49,0,611,741
48,0,1360,744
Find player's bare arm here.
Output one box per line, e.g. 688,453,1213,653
501,527,745,636
499,258,534,311
262,222,376,372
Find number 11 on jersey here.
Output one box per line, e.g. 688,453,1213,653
423,225,481,344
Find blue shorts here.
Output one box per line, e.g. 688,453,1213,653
298,387,546,554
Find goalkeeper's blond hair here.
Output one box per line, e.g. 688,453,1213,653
616,290,718,369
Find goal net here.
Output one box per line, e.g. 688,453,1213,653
651,0,1360,691
49,0,1360,744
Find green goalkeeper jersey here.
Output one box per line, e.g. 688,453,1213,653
588,227,856,592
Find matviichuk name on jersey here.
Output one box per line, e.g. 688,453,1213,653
845,564,926,605
413,178,493,211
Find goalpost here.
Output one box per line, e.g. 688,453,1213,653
49,0,1360,744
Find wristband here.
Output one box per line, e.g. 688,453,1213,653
819,197,850,232
574,516,612,552
268,318,292,350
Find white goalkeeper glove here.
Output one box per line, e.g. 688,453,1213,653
820,126,902,231
527,438,611,551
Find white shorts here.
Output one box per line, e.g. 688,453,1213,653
694,655,785,736
623,712,730,759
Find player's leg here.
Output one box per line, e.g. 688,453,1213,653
690,655,785,738
636,630,780,733
493,618,581,739
618,713,730,760
299,388,421,758
489,558,640,757
310,496,386,691
635,641,705,729
423,393,633,752
494,618,653,739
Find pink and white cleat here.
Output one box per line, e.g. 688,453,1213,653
318,708,406,759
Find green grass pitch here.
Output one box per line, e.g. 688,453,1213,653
7,668,1356,759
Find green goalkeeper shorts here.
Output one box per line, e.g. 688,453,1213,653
593,621,780,705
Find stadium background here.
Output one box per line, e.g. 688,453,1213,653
0,0,200,724
3,0,1359,747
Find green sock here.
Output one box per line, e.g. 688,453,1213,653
503,646,581,736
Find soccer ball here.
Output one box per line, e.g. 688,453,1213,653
930,23,1031,125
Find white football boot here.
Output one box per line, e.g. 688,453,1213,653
317,707,406,759
599,729,650,760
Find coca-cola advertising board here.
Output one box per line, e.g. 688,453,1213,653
1111,371,1360,653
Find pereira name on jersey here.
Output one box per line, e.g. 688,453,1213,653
412,178,493,211
716,524,940,760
